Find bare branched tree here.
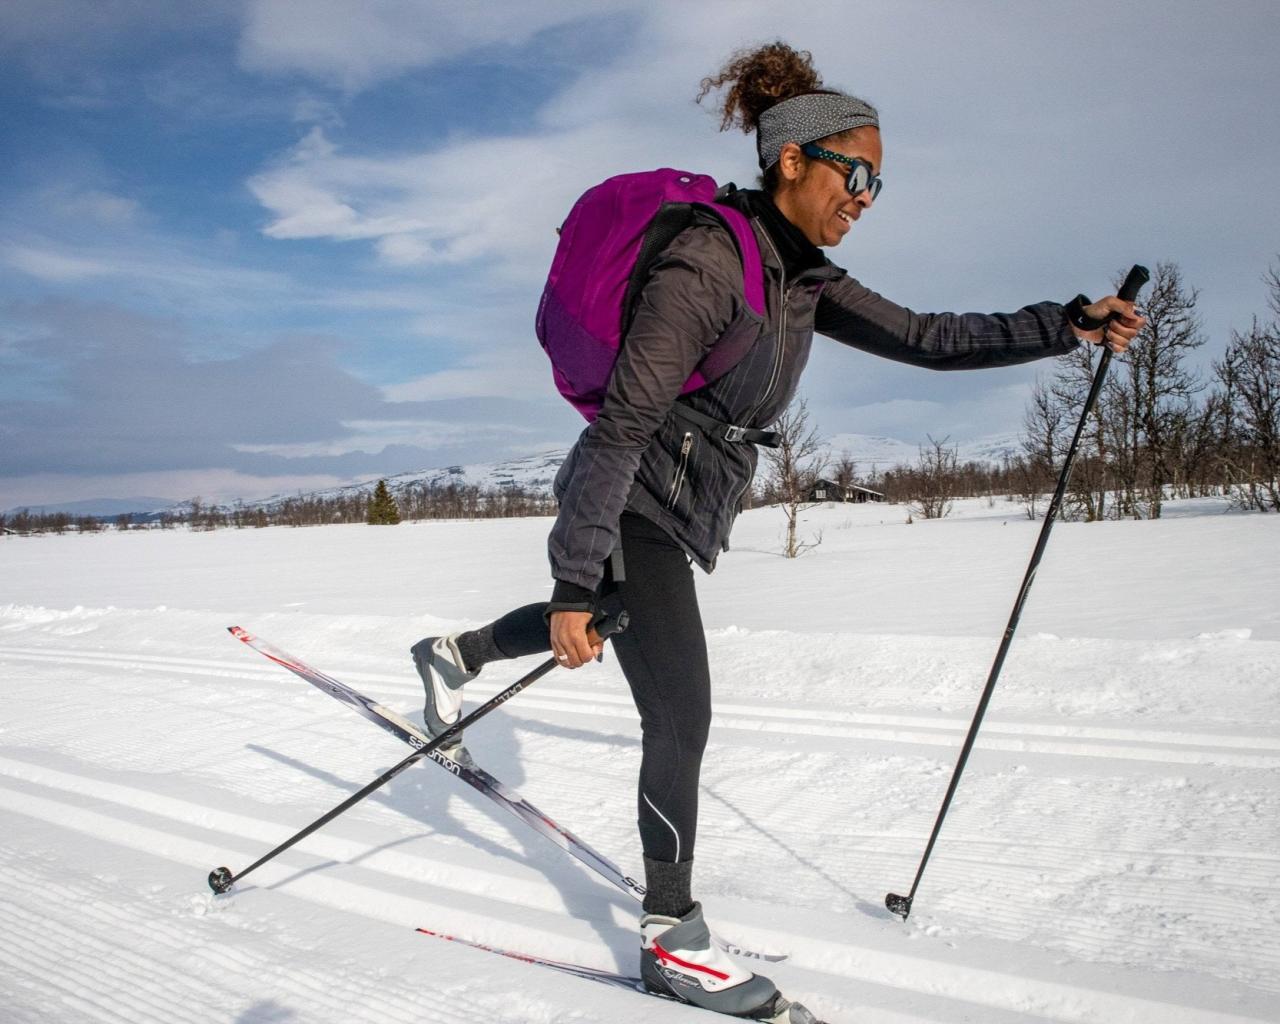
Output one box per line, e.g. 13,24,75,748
1110,262,1206,518
762,398,827,558
1214,311,1280,510
908,435,959,519
833,451,858,494
1021,377,1067,519
1024,344,1114,522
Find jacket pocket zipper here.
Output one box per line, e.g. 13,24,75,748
666,432,694,509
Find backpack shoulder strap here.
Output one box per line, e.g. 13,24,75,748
620,198,769,434
623,201,767,337
680,202,767,390
702,203,766,318
621,203,699,338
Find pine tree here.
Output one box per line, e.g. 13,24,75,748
366,480,401,525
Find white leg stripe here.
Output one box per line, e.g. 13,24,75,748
642,792,680,863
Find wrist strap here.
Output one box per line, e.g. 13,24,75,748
1065,293,1108,332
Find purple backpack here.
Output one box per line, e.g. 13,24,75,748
535,169,766,422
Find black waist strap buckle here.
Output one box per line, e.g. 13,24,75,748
673,402,780,448
723,422,780,447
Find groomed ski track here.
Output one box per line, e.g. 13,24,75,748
2,501,1277,1023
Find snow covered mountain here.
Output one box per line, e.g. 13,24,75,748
0,496,176,519
240,449,570,514
822,431,1022,472
221,431,1023,515
4,433,1024,521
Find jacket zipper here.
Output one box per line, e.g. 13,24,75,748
666,432,694,509
729,228,791,516
745,230,790,426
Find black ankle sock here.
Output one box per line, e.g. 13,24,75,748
454,624,506,673
642,856,694,918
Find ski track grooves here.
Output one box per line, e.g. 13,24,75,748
0,754,1273,1024
4,645,1276,768
0,856,423,1024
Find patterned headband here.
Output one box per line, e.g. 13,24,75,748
756,92,880,170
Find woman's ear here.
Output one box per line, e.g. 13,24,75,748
775,142,806,184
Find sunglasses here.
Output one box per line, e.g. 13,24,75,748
801,143,883,200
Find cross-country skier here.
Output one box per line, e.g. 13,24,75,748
410,41,1144,1022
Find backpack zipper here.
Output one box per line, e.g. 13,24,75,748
666,432,694,509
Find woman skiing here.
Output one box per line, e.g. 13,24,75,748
410,41,1143,1023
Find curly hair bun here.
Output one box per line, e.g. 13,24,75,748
697,42,825,134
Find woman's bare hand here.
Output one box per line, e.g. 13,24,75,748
549,610,603,669
1074,297,1146,353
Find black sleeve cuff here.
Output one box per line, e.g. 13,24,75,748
545,579,598,621
551,579,596,605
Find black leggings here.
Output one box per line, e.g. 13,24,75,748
485,512,710,864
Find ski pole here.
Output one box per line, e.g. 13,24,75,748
208,611,629,894
885,265,1149,922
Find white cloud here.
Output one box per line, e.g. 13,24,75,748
385,343,548,402
819,375,1040,444
237,0,638,92
3,236,291,308
249,125,568,275
51,189,142,226
252,174,365,239
230,415,521,457
5,246,115,282
375,234,432,266
291,94,345,129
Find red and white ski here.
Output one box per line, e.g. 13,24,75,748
415,926,643,991
415,927,826,1022
228,626,785,964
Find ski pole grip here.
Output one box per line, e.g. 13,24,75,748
1066,265,1149,332
588,611,629,645
1117,264,1149,304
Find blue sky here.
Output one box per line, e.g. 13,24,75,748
2,0,1278,509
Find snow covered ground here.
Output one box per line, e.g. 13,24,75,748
2,497,1277,1023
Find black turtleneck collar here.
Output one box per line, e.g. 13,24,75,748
722,188,827,280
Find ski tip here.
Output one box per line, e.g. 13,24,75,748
227,625,249,640
768,996,826,1024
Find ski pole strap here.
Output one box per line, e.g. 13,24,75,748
589,610,629,643
672,402,780,448
1064,293,1107,332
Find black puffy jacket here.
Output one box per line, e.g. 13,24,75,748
548,196,1077,594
